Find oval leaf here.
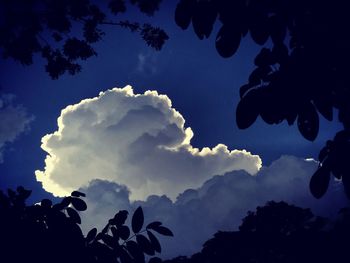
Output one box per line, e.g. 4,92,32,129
113,210,129,226
297,103,319,141
136,234,155,256
71,190,86,197
215,25,241,58
151,225,173,236
60,196,72,208
66,207,81,224
310,166,331,199
236,90,260,129
111,226,119,239
146,221,162,229
71,197,87,211
147,230,161,253
175,0,195,30
192,1,217,39
118,225,131,240
132,206,144,233
86,228,97,243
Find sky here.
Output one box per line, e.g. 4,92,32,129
0,0,347,259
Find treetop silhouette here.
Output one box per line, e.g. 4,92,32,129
164,201,350,263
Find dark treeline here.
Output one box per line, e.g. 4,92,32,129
164,201,350,263
1,187,349,263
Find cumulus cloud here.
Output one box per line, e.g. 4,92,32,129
0,94,34,162
35,86,261,200
79,156,348,259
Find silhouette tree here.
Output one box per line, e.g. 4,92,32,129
0,0,168,79
164,201,350,263
174,0,350,199
0,186,173,263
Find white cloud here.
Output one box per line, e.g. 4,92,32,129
79,155,348,259
0,94,34,162
35,86,261,200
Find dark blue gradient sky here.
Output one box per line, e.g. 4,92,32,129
0,0,343,202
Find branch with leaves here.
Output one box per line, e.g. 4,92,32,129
0,186,173,263
0,0,168,79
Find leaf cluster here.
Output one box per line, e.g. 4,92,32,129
175,0,350,199
0,186,172,263
0,0,168,79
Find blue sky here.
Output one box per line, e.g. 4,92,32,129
0,0,346,258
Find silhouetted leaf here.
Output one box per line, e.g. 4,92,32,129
146,221,162,229
95,232,103,241
310,166,331,199
192,1,217,39
111,226,118,238
71,190,86,197
71,197,87,211
150,226,173,236
297,103,319,141
147,230,161,253
118,225,130,240
249,13,269,45
175,0,195,30
60,196,72,208
248,66,271,84
239,84,254,99
102,223,110,234
113,210,129,226
236,90,260,129
66,207,81,224
216,25,241,58
136,234,155,255
318,144,330,164
132,206,144,233
86,228,97,243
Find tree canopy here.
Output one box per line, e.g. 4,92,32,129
164,201,350,263
174,0,350,199
0,0,168,79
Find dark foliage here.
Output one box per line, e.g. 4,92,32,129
0,0,168,79
164,201,350,263
174,0,350,199
0,186,172,263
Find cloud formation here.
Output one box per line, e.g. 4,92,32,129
36,86,261,200
0,94,33,162
79,155,348,259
